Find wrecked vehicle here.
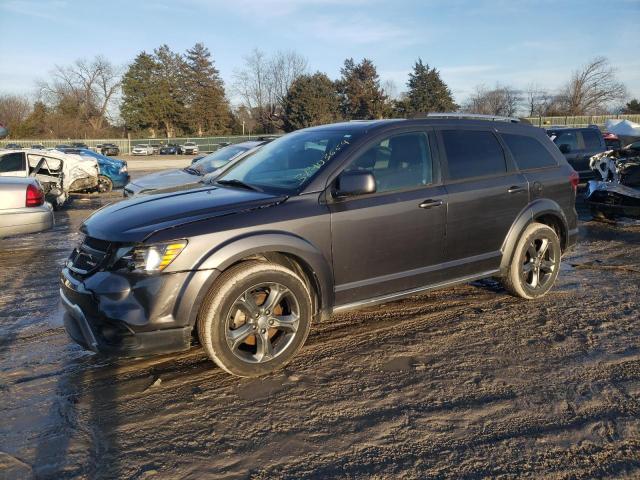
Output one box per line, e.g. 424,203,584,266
0,149,99,207
586,149,640,219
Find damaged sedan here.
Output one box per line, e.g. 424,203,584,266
0,148,99,208
586,149,640,219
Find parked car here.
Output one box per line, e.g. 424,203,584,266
62,115,578,377
58,147,129,193
159,143,181,155
0,177,54,238
5,143,23,149
0,148,99,207
150,143,161,154
72,142,89,149
131,144,155,156
546,126,605,180
55,144,73,149
31,144,45,150
180,142,199,155
124,141,266,197
99,143,120,156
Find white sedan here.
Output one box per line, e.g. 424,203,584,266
0,177,54,238
131,144,155,156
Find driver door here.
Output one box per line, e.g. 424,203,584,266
328,130,447,306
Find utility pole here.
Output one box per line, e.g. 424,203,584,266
242,120,245,136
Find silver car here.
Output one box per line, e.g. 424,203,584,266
0,177,54,238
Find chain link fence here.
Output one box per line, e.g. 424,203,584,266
0,135,281,154
523,114,640,128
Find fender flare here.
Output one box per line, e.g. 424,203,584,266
175,231,334,327
499,198,569,274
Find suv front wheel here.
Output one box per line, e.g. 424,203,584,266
503,222,561,299
197,261,313,377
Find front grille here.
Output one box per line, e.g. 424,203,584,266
67,236,112,276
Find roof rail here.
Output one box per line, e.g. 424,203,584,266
424,112,521,123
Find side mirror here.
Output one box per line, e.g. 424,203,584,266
335,171,376,197
559,144,571,154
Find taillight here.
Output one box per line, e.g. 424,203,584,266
569,171,579,192
26,183,45,207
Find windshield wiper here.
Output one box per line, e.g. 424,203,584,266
184,166,203,176
216,179,262,192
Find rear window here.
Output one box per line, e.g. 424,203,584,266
441,130,506,180
0,152,25,173
502,133,557,170
582,129,602,150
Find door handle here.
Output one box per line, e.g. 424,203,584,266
507,186,526,194
419,199,443,209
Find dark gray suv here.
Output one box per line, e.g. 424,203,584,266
61,115,578,377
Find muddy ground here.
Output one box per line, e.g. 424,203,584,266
0,176,639,479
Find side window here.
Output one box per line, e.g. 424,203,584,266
345,132,432,193
0,152,26,173
502,133,557,170
582,129,602,150
441,130,506,180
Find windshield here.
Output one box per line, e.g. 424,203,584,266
216,130,358,194
192,144,251,173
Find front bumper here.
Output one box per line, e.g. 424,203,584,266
60,266,195,356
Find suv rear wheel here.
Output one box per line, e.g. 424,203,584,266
197,261,312,377
503,222,561,299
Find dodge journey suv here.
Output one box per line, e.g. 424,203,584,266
61,114,578,377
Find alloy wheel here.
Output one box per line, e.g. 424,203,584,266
521,236,557,291
225,282,300,364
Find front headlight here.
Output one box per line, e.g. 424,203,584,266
119,240,187,272
119,164,128,173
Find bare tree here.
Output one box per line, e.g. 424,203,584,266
39,55,121,133
559,57,627,115
233,48,307,132
464,84,522,117
0,94,32,135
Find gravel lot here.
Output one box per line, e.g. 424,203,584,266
0,172,639,479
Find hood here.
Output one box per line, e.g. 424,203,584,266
129,169,200,192
82,185,285,242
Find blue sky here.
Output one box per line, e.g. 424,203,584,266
1,0,639,106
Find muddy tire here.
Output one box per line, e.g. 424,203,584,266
502,222,561,300
97,175,113,193
197,261,312,377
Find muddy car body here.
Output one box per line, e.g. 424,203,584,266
0,148,99,207
61,116,578,376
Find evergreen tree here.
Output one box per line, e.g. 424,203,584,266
336,58,387,120
405,58,457,114
283,72,340,131
121,51,162,134
184,43,231,135
624,99,640,114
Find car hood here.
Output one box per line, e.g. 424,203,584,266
82,185,286,242
129,169,200,192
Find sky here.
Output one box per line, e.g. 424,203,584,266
1,0,639,107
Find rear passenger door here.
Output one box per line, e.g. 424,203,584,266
500,132,574,223
437,128,529,276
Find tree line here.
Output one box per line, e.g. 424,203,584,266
1,45,638,139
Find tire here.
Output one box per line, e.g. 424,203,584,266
502,222,561,299
197,261,313,377
97,175,113,193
